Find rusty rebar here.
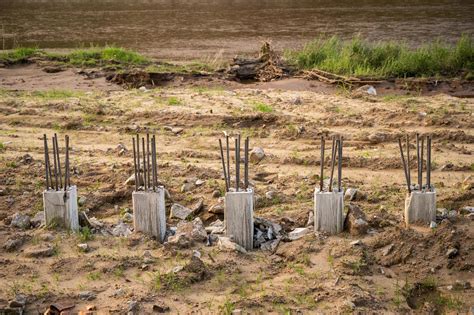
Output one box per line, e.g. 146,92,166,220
52,136,58,190
136,134,140,189
427,135,431,191
398,138,410,192
64,135,70,190
152,135,158,191
244,136,249,190
420,136,424,190
337,137,343,192
416,133,421,190
132,137,138,191
142,137,147,191
43,134,50,190
54,134,63,190
406,135,411,191
235,136,241,191
146,133,151,189
319,136,325,192
329,136,337,192
219,139,229,192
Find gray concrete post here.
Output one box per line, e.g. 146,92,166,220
225,189,254,251
314,189,344,234
43,185,79,231
132,187,166,243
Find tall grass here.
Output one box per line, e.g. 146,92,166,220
286,35,473,78
0,47,39,63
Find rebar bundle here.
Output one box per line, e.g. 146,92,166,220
43,133,71,191
398,134,432,192
132,133,159,191
218,133,250,192
319,135,343,192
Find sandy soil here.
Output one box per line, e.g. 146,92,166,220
0,65,473,314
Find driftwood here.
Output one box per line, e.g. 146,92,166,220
227,42,292,82
302,69,383,85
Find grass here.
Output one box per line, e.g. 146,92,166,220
286,34,473,78
167,96,182,106
0,46,149,67
252,101,273,113
79,227,93,242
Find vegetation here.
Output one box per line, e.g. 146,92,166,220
0,46,149,66
286,34,473,78
252,101,273,113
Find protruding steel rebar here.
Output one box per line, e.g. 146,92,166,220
219,139,229,192
43,135,50,190
420,137,424,190
152,135,158,191
427,135,431,191
52,136,59,190
54,134,63,190
136,134,140,189
329,137,337,192
398,138,410,192
235,136,240,191
132,137,138,191
244,136,249,190
225,133,230,190
319,136,325,192
337,137,343,192
146,133,151,189
406,135,411,191
64,135,70,190
142,137,147,191
416,133,421,190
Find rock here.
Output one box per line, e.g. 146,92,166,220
112,222,132,237
24,245,55,258
128,300,139,312
460,206,474,215
208,197,224,214
4,238,24,252
232,309,243,315
43,66,64,73
125,174,143,186
354,84,376,97
195,179,205,186
190,198,204,215
19,154,33,164
265,191,277,200
452,280,471,290
8,294,27,309
181,182,195,193
446,247,459,259
291,96,302,105
288,227,310,241
467,213,474,221
205,219,225,234
440,163,454,171
344,188,357,201
170,203,192,220
122,212,133,223
152,303,170,313
30,212,45,228
212,190,221,198
77,243,89,252
430,221,437,228
40,233,55,241
218,236,247,254
344,204,368,236
79,291,96,301
78,196,87,206
448,210,457,217
381,244,394,256
10,213,31,229
367,132,390,144
167,218,207,247
249,147,265,163
350,239,363,246
260,238,280,252
306,211,314,227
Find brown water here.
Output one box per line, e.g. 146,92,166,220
1,0,473,59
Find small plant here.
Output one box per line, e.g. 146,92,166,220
167,96,182,106
113,266,125,278
87,271,101,281
252,101,273,113
79,227,93,242
0,142,5,152
219,298,235,315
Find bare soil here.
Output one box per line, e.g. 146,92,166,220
0,64,473,314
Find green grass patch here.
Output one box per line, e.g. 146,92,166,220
31,90,80,100
252,101,273,113
0,47,40,63
167,96,182,106
286,34,473,78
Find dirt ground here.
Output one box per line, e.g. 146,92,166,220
0,64,473,314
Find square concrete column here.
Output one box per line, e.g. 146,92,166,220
314,190,344,234
132,187,166,243
404,190,436,226
225,189,254,251
43,185,79,231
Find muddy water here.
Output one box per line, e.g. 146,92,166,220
1,0,473,59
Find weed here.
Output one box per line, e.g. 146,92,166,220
252,101,273,113
79,227,93,242
167,96,182,106
286,34,474,78
114,266,125,278
87,271,101,281
0,47,39,63
219,298,235,315
0,142,5,152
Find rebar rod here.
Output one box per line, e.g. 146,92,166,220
132,137,138,191
54,134,63,190
225,133,230,190
219,139,229,192
235,136,240,191
406,135,411,191
244,136,249,190
146,133,151,189
420,137,424,190
319,136,325,192
152,135,158,191
427,135,431,191
337,137,343,192
398,138,410,192
136,134,140,189
329,137,337,192
43,134,50,190
142,137,147,191
416,133,421,190
52,136,58,191
64,135,70,190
